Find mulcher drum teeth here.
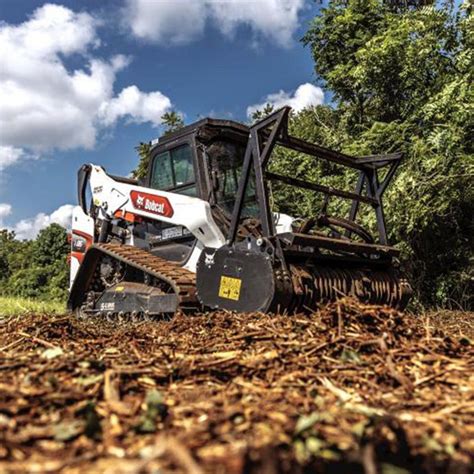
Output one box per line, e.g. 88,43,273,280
289,264,412,312
68,243,200,317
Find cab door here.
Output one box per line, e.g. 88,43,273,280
143,140,201,263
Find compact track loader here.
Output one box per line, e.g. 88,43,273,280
68,107,412,318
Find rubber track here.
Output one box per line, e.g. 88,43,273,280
92,243,199,311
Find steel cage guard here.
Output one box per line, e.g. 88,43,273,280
227,106,403,250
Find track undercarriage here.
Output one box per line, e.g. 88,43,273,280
71,241,410,319
70,244,200,319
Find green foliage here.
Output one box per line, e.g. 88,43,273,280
291,0,473,309
132,141,153,180
34,223,69,267
250,103,276,122
136,390,168,433
269,105,352,219
161,110,184,134
0,224,69,301
0,229,34,287
0,296,65,316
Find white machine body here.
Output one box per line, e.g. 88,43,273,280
70,165,293,286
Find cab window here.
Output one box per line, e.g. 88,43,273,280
207,140,257,217
150,145,196,196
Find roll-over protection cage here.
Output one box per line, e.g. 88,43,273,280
227,107,404,262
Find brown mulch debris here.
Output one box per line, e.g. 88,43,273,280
0,299,472,473
420,310,474,339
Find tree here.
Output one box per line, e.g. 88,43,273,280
33,224,69,267
0,225,70,300
250,103,275,123
132,141,153,180
0,230,15,283
161,111,184,135
33,224,70,299
0,229,33,289
296,1,473,308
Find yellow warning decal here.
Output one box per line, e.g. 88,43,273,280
218,276,242,301
115,286,125,292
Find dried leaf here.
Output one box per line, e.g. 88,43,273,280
295,412,320,434
53,421,83,441
74,374,103,387
340,348,362,364
41,347,64,360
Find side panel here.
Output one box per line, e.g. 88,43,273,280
70,206,94,288
88,166,226,252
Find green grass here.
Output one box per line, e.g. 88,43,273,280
0,296,66,316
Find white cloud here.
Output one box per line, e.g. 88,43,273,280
246,83,324,117
0,4,172,170
208,0,305,47
99,86,172,127
124,0,305,47
125,0,207,45
0,203,12,227
7,204,74,240
0,147,30,171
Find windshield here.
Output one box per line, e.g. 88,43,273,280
206,140,257,217
150,144,197,196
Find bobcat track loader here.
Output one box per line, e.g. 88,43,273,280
68,107,412,318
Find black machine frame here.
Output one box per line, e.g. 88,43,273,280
227,107,404,260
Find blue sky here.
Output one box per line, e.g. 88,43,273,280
0,0,323,238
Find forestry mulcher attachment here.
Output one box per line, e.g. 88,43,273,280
68,107,411,318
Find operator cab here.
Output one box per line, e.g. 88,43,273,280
141,118,256,263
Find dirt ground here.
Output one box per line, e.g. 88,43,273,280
0,300,472,473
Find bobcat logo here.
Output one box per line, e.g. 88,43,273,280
130,190,174,217
204,252,215,267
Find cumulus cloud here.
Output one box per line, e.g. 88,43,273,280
0,147,31,171
0,4,172,169
0,201,74,240
124,0,305,47
0,203,12,227
99,86,172,126
125,0,207,46
246,83,324,118
7,204,75,240
209,0,305,47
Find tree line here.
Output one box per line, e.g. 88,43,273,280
0,225,69,300
298,0,472,309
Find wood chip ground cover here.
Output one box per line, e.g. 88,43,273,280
0,300,472,473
